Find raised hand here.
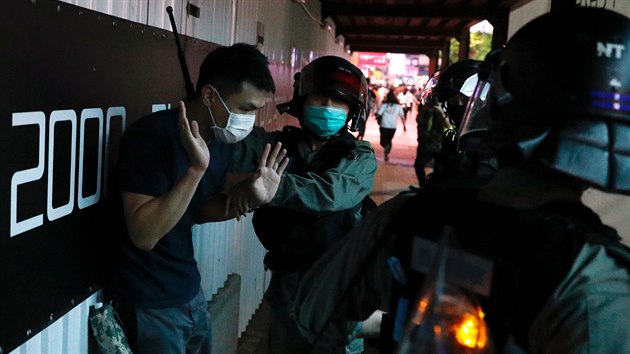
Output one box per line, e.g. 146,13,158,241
226,142,288,220
251,142,289,205
178,100,210,175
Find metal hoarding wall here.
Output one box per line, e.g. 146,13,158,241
0,0,216,351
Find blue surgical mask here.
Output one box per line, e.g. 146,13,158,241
303,105,348,137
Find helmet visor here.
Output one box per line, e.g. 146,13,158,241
458,76,491,144
420,71,441,106
299,66,367,107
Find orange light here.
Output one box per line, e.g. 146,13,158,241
453,306,489,349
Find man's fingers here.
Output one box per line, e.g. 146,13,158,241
266,142,283,169
277,156,289,175
178,100,186,117
178,101,189,128
190,120,200,138
274,149,287,170
258,143,271,170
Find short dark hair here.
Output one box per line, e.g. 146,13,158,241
195,43,276,98
384,91,399,104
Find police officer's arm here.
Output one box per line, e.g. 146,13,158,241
269,141,377,213
228,128,376,213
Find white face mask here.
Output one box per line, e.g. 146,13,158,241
208,89,256,144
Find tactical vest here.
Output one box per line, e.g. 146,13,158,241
253,126,376,271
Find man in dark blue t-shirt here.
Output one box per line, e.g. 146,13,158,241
107,43,288,354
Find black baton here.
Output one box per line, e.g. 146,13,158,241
166,6,195,101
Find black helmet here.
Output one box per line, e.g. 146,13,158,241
433,59,483,104
487,7,630,194
442,50,503,184
277,56,369,132
432,59,482,128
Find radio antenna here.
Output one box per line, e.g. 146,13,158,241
166,6,195,101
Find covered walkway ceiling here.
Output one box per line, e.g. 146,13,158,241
319,0,544,55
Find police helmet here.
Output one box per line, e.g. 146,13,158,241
487,7,630,194
433,59,483,104
432,59,483,128
277,56,369,132
451,50,502,182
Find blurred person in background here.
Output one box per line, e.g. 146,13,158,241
376,91,405,161
428,59,483,185
413,69,452,186
397,85,418,132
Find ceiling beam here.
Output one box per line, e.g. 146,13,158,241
348,44,442,55
337,25,467,37
322,3,498,20
347,38,444,47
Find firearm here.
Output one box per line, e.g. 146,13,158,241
166,6,195,101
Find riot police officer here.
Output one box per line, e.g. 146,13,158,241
232,55,378,353
291,7,630,354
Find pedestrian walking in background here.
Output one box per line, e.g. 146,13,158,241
376,91,404,161
396,85,417,132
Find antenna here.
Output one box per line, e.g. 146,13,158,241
166,6,195,101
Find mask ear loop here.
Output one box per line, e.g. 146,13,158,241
204,85,221,128
212,87,233,114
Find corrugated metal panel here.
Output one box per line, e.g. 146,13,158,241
9,292,99,354
193,218,269,335
186,0,234,45
233,0,258,45
258,0,292,63
60,0,149,24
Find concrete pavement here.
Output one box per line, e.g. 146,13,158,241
361,111,421,206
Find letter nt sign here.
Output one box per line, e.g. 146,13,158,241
597,41,625,59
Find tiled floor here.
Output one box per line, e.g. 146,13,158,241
237,112,422,354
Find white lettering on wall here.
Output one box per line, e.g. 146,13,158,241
47,109,77,222
10,112,46,237
78,108,103,210
152,103,171,112
10,106,127,237
103,107,126,198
